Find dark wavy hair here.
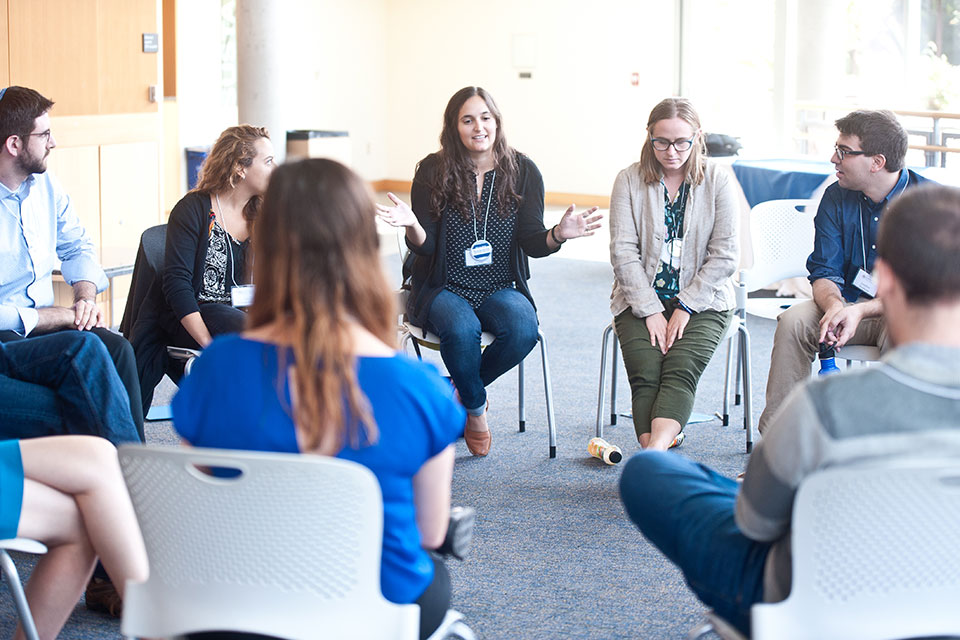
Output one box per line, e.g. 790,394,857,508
428,86,521,220
835,110,907,173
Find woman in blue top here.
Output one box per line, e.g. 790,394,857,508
172,158,466,640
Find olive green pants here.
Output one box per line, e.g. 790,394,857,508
614,301,733,439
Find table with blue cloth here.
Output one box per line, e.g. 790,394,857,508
732,159,835,208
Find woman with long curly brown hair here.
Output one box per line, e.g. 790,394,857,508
163,124,274,350
172,159,465,639
377,86,602,456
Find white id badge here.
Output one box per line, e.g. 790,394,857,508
852,269,877,297
465,240,493,267
231,284,255,308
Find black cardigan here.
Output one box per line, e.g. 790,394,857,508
404,152,558,327
161,191,250,333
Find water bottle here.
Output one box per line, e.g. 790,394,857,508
588,437,623,465
818,343,841,376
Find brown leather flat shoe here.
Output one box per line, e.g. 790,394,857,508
464,428,491,456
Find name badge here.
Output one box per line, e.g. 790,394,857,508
231,284,255,308
852,269,877,298
465,240,493,267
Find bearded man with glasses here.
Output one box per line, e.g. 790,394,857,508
758,109,931,435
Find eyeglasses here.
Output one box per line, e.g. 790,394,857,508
834,145,867,161
651,137,694,152
22,130,52,143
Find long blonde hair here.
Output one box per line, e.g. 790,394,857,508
639,98,706,186
248,159,396,453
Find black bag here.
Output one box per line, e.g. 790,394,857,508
705,133,742,157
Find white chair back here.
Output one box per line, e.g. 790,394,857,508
742,199,817,293
751,461,960,639
118,445,419,640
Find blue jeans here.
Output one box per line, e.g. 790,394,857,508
426,288,538,415
0,332,140,445
619,451,770,636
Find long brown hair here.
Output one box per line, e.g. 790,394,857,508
639,98,706,186
193,124,270,226
248,159,396,453
428,86,521,220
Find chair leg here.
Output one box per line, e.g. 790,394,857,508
738,324,754,453
596,323,614,439
537,330,557,459
721,338,734,426
518,357,525,433
610,334,619,426
0,550,40,640
733,332,742,406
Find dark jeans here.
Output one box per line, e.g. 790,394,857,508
0,331,140,445
619,451,770,636
0,327,144,441
425,288,538,414
171,302,246,350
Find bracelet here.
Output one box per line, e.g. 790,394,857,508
550,225,565,244
675,298,694,315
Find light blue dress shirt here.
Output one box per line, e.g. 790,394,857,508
0,171,107,335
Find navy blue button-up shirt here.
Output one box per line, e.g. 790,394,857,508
806,169,930,302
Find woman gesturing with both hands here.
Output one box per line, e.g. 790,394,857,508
378,86,602,456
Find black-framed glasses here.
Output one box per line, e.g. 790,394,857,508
651,137,694,152
22,130,52,143
834,145,867,161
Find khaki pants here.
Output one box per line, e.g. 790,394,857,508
758,299,889,434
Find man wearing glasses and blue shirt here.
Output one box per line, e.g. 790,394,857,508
758,109,930,435
0,86,144,442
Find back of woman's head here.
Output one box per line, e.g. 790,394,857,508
250,158,395,452
639,97,707,185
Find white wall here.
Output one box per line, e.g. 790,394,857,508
384,0,677,196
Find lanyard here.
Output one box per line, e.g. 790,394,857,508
215,193,239,288
470,171,496,244
858,177,906,267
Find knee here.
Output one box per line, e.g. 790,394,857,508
775,302,820,348
619,451,671,516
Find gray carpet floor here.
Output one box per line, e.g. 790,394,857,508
0,232,782,639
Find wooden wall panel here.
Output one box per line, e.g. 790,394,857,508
98,0,159,114
0,0,9,88
162,0,176,97
45,146,103,259
8,0,100,115
99,142,160,268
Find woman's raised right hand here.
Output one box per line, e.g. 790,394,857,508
375,192,418,228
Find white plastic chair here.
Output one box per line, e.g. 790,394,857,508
739,199,818,320
694,460,960,640
398,292,558,459
753,461,960,639
0,538,47,640
119,445,472,640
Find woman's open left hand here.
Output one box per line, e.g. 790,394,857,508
665,308,691,351
555,205,603,241
375,192,418,228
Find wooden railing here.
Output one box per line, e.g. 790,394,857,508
795,102,960,168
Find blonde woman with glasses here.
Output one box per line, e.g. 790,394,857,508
609,98,739,451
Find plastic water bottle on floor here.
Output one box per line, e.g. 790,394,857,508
818,343,841,376
588,437,623,465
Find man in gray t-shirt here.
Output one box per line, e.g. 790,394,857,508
619,183,960,636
